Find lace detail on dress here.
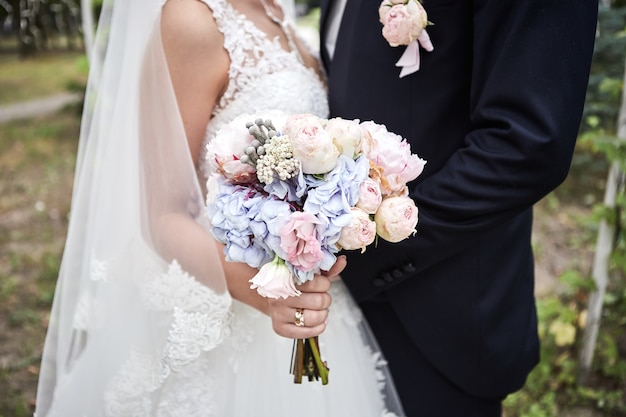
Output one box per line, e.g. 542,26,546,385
198,0,329,177
103,260,233,416
104,351,162,416
142,260,232,377
161,306,229,377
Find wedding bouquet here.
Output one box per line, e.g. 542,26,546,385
206,110,426,384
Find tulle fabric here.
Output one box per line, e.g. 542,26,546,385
35,0,405,416
216,280,404,417
35,1,231,415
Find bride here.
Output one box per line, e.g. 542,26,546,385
34,0,404,416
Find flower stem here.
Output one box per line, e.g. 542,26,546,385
291,338,305,383
290,337,329,385
308,336,329,385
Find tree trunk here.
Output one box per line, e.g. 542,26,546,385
80,0,93,62
578,58,626,384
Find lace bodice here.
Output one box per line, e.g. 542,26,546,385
199,0,329,175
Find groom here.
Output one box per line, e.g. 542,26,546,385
319,0,598,415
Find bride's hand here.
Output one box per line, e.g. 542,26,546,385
268,275,331,339
268,256,347,338
322,254,347,281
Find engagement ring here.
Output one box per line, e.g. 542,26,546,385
294,308,305,327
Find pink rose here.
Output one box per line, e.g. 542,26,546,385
361,121,426,195
379,0,428,47
337,208,377,253
283,114,340,174
279,212,324,271
324,117,363,158
356,177,383,214
374,196,418,243
250,256,301,299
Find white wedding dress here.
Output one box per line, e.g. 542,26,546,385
34,1,403,416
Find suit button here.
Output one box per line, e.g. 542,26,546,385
403,263,416,273
371,278,386,287
382,272,394,282
391,269,403,279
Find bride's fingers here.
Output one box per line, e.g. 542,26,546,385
266,274,334,338
273,320,327,339
296,275,331,293
271,308,329,339
322,255,347,280
270,304,329,326
268,292,331,317
267,291,332,338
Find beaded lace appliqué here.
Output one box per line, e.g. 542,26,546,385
103,260,232,417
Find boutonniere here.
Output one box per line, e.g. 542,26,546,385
378,0,434,78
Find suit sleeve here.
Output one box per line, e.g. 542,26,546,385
341,0,598,301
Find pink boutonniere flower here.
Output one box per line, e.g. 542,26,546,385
378,0,434,78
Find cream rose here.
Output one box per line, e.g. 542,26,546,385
324,117,363,158
374,196,418,243
337,208,377,253
283,114,340,174
356,177,383,214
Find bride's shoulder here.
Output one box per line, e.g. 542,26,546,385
161,0,221,48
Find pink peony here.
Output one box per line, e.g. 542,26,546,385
374,196,418,243
361,121,426,195
206,111,289,183
379,0,428,47
283,114,340,174
249,256,301,299
356,177,383,214
337,208,377,253
279,212,324,271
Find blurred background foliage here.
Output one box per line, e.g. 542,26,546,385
0,1,625,416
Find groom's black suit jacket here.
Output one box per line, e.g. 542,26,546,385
320,0,598,399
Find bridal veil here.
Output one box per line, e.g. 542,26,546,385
35,1,232,415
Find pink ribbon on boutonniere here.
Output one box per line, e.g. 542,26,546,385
396,29,434,78
379,0,434,78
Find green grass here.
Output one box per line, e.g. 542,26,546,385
0,53,88,105
0,109,80,417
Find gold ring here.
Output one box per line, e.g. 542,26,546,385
294,308,305,327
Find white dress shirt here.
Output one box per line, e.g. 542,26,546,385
324,0,347,60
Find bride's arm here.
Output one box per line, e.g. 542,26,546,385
159,0,268,311
159,0,335,338
160,0,227,164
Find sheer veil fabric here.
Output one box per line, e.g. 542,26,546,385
36,1,232,415
35,0,405,416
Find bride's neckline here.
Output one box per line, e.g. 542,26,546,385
257,0,304,64
224,0,316,72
